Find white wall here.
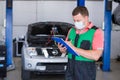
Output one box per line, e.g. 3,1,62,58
13,1,105,27
0,1,5,26
13,1,76,25
13,1,77,38
0,1,5,41
13,1,105,38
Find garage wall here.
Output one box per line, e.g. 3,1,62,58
0,1,5,41
13,0,104,38
0,1,5,26
12,1,76,39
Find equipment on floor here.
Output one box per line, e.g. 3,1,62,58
13,37,24,57
0,41,6,78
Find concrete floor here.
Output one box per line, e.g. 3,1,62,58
6,57,120,80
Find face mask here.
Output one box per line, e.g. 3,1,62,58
74,21,85,30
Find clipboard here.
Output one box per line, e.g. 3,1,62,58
52,37,78,56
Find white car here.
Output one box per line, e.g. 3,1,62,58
21,22,73,80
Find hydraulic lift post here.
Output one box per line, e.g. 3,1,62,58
103,0,112,71
77,0,85,6
6,0,15,70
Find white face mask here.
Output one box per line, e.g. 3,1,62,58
74,21,85,30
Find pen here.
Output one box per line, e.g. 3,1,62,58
68,38,71,41
68,38,72,42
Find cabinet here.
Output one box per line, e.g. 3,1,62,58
0,43,6,78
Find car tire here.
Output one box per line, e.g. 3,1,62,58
21,68,31,80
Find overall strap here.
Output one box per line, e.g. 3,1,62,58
72,34,79,80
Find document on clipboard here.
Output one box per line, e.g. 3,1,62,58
52,37,78,56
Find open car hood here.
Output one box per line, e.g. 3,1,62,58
27,22,74,47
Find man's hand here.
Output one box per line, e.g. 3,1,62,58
65,41,76,50
58,43,67,54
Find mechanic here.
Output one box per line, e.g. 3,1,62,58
58,6,104,80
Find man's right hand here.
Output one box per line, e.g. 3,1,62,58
57,43,67,54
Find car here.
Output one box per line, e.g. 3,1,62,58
21,21,74,80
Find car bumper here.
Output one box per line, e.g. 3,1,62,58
22,55,68,73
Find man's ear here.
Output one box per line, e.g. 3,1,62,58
85,16,88,20
84,16,89,22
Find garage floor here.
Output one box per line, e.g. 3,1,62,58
6,57,120,80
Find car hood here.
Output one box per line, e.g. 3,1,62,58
26,22,74,47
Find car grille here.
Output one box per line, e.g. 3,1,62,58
36,48,62,57
36,48,44,55
47,49,61,56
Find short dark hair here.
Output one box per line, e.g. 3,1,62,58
72,6,89,17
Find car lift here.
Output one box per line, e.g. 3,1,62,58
6,0,15,71
6,0,112,71
102,0,112,71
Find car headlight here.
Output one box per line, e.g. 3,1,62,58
27,47,37,56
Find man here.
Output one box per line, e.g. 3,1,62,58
58,6,104,80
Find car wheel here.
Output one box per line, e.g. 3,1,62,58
21,68,31,80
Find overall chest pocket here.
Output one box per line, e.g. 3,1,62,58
80,40,91,50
